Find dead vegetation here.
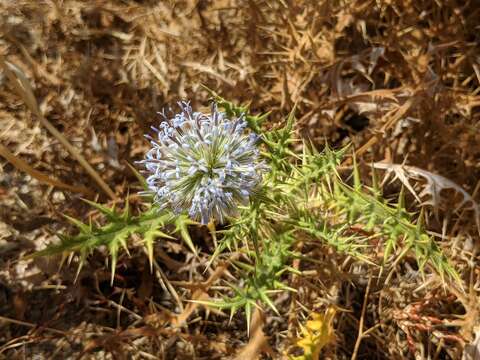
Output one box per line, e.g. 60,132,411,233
0,0,479,359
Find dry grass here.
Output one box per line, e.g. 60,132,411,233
0,0,479,359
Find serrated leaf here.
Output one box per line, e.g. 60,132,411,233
258,290,279,316
174,215,198,255
63,215,92,234
143,219,175,271
81,198,118,221
126,161,149,191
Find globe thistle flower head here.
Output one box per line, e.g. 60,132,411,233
141,102,265,224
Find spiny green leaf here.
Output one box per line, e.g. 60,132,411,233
144,218,176,271
126,161,149,191
174,215,198,255
258,290,280,315
81,198,118,221
32,202,184,281
121,196,130,221
63,215,92,234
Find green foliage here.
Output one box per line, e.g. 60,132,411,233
32,201,196,283
34,94,458,334
202,97,459,331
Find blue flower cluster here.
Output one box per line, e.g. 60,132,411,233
141,102,265,224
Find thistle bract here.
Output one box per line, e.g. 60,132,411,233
141,102,265,224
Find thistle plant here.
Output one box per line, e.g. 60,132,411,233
34,93,459,337
196,92,459,329
140,102,265,224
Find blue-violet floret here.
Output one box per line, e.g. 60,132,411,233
140,102,265,224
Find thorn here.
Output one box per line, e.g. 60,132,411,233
371,165,380,198
352,152,361,191
416,208,425,230
398,186,405,211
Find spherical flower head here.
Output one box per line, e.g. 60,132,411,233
141,101,265,224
